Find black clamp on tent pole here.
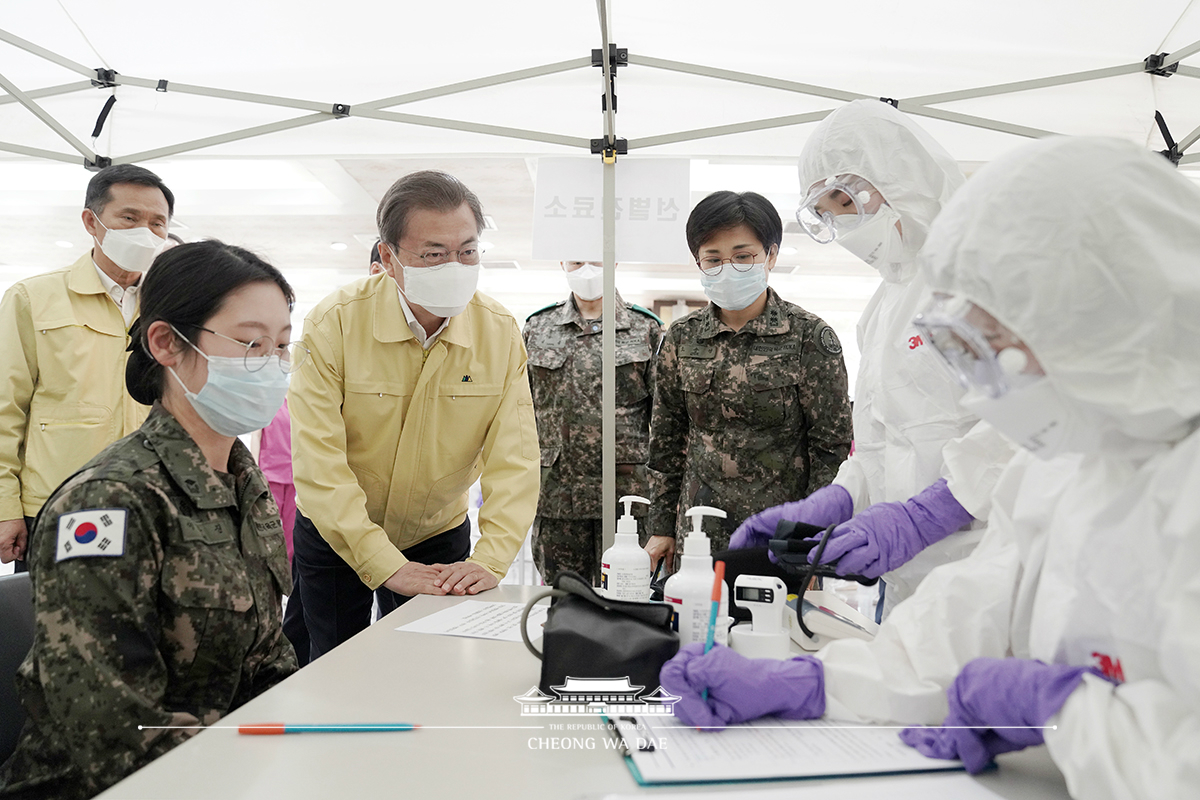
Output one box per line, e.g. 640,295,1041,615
880,97,899,108
84,155,113,172
1154,111,1182,166
156,79,169,92
92,68,118,89
592,44,627,112
591,138,628,164
331,103,351,118
1144,53,1178,78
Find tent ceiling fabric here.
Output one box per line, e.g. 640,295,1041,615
2,1,1199,162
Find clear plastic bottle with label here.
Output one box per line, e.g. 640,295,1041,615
600,495,652,601
662,505,729,646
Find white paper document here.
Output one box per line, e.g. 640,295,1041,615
395,600,548,642
618,715,963,785
600,773,1004,799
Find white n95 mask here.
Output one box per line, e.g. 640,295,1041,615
958,377,1106,459
699,263,769,311
835,204,911,282
566,263,604,301
401,262,480,318
93,215,168,273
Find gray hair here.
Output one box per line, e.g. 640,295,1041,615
376,170,485,247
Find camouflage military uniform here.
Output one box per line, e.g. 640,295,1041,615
523,293,662,584
0,404,297,800
647,288,853,558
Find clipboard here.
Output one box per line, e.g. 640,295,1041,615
604,714,967,787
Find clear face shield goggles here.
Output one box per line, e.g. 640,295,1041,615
795,174,884,244
912,294,1036,398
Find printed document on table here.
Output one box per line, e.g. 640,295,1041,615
617,715,963,785
599,772,1003,799
396,600,548,642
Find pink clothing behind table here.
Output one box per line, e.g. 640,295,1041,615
259,399,296,561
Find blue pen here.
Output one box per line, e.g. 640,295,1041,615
701,560,726,701
239,723,419,735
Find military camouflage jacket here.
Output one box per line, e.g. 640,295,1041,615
524,293,662,519
0,404,297,800
647,288,853,550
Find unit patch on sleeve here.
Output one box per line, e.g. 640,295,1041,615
56,508,128,562
815,323,843,357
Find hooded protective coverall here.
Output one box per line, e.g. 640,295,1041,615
817,137,1200,799
798,100,1016,615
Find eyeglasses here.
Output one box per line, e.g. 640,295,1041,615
696,251,763,276
390,242,484,268
191,326,310,374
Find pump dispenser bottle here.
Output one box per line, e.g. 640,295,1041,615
662,505,729,646
600,495,652,601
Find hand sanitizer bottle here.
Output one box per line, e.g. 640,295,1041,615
662,505,729,646
600,495,652,601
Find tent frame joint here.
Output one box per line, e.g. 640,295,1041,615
332,103,351,118
92,68,118,89
880,97,900,107
85,155,113,171
1144,53,1179,77
591,137,627,162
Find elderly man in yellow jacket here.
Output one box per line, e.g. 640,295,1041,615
288,170,539,662
0,165,171,570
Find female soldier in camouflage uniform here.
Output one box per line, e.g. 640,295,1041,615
0,241,298,800
646,191,853,570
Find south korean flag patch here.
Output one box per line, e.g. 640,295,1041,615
56,509,127,562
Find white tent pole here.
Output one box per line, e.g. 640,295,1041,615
0,80,94,107
0,28,94,78
113,113,331,163
0,141,80,164
1178,121,1200,152
904,63,1145,105
1176,65,1200,78
630,54,868,103
897,103,1056,139
356,108,590,149
113,75,332,113
0,71,95,160
1163,38,1200,66
598,0,617,555
1180,152,1200,164
357,59,593,111
631,110,832,149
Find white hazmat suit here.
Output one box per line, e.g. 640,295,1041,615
798,100,1016,615
818,136,1200,799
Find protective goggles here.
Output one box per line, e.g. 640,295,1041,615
795,174,881,244
912,295,1031,398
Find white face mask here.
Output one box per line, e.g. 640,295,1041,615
835,204,911,283
386,243,480,318
565,263,604,301
92,214,167,273
959,377,1106,459
168,348,290,437
699,262,769,311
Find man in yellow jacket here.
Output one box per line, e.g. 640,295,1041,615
0,165,171,571
288,170,540,662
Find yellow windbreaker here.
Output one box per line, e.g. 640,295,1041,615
290,274,540,589
0,254,148,519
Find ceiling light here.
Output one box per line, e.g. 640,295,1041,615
478,240,495,251
779,246,797,255
330,242,348,251
55,240,74,248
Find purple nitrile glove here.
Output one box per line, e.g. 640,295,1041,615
808,478,973,578
729,484,854,552
899,658,1108,774
659,643,825,730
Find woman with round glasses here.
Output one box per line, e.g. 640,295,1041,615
729,100,1016,619
0,241,298,800
645,190,853,570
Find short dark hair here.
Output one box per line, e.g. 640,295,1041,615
685,191,782,258
85,164,175,218
126,240,294,405
370,240,382,265
376,170,484,248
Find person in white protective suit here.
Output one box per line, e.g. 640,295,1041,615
661,136,1200,799
729,99,1016,619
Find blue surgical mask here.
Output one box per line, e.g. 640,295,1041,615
167,335,290,437
699,263,769,310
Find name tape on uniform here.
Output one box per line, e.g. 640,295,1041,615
56,508,127,562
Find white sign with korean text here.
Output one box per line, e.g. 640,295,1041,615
532,158,690,263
